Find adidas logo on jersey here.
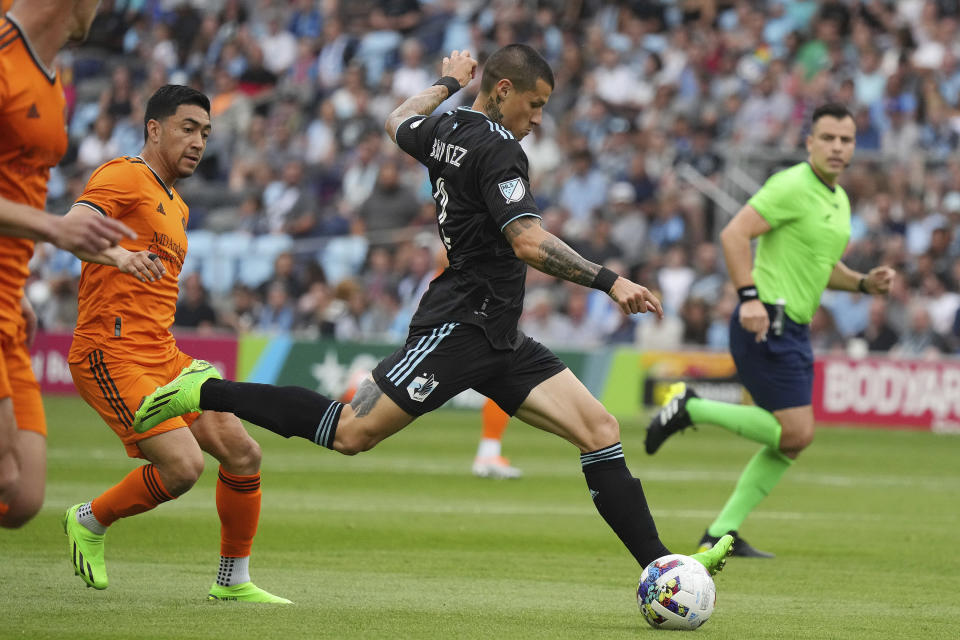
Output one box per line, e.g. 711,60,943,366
156,202,165,215
26,103,39,119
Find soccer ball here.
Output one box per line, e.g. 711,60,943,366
637,554,716,630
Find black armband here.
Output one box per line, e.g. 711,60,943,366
737,285,760,303
590,267,619,293
858,277,869,294
432,76,461,98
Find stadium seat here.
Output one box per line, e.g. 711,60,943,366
238,234,294,289
319,235,369,286
182,229,214,280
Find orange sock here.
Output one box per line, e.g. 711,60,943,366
481,399,509,441
91,464,175,527
216,467,261,558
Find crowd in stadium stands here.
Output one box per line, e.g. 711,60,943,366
23,0,960,358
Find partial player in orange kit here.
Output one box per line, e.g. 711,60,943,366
0,0,134,528
60,84,288,603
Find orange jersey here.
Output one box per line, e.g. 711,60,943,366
0,14,68,338
69,157,190,365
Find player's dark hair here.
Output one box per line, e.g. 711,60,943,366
811,103,853,125
480,44,554,94
143,84,211,140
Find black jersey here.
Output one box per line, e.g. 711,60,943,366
396,106,542,350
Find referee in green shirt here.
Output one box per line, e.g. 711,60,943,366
645,104,895,557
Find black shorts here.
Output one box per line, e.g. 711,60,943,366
372,322,567,416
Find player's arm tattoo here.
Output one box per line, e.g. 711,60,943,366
504,217,600,287
534,235,601,287
350,379,382,417
385,86,448,142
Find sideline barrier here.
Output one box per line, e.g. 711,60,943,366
31,332,959,432
31,331,238,392
814,356,960,433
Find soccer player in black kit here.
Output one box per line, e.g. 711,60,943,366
133,46,734,574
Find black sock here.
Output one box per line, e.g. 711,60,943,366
200,379,343,449
581,443,670,566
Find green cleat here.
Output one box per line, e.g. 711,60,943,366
208,582,292,604
62,504,108,590
689,533,734,576
133,359,222,433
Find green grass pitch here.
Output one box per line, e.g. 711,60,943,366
2,395,958,639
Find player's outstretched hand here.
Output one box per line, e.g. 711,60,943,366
862,265,895,295
739,298,770,342
52,209,136,254
117,249,167,282
440,50,478,89
609,278,663,317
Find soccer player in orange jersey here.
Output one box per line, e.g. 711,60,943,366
60,85,288,603
0,0,135,528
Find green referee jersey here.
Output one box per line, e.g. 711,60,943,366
747,162,851,324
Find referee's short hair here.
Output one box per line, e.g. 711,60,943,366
812,103,853,124
480,44,555,94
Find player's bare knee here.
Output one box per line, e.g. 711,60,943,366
222,433,261,472
332,431,375,456
0,463,19,499
0,498,42,529
582,411,620,451
779,426,814,455
157,455,204,496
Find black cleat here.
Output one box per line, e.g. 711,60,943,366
645,382,698,454
698,530,775,558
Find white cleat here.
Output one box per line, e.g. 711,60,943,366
472,456,523,479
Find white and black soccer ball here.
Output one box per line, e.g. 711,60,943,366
637,554,716,630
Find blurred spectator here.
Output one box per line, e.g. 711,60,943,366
647,191,685,251
257,281,296,334
809,307,845,354
572,211,621,265
262,160,315,235
657,244,695,317
635,303,683,350
222,284,261,334
340,130,381,210
557,149,608,233
356,159,421,237
175,273,218,332
607,182,647,266
77,113,119,170
520,288,573,347
258,13,297,76
680,297,710,346
260,252,305,301
857,297,900,352
892,304,951,357
391,38,431,99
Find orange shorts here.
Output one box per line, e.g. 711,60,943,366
0,332,46,436
69,348,199,459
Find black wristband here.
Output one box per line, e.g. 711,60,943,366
737,285,760,303
591,267,619,293
432,76,461,97
858,277,869,294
